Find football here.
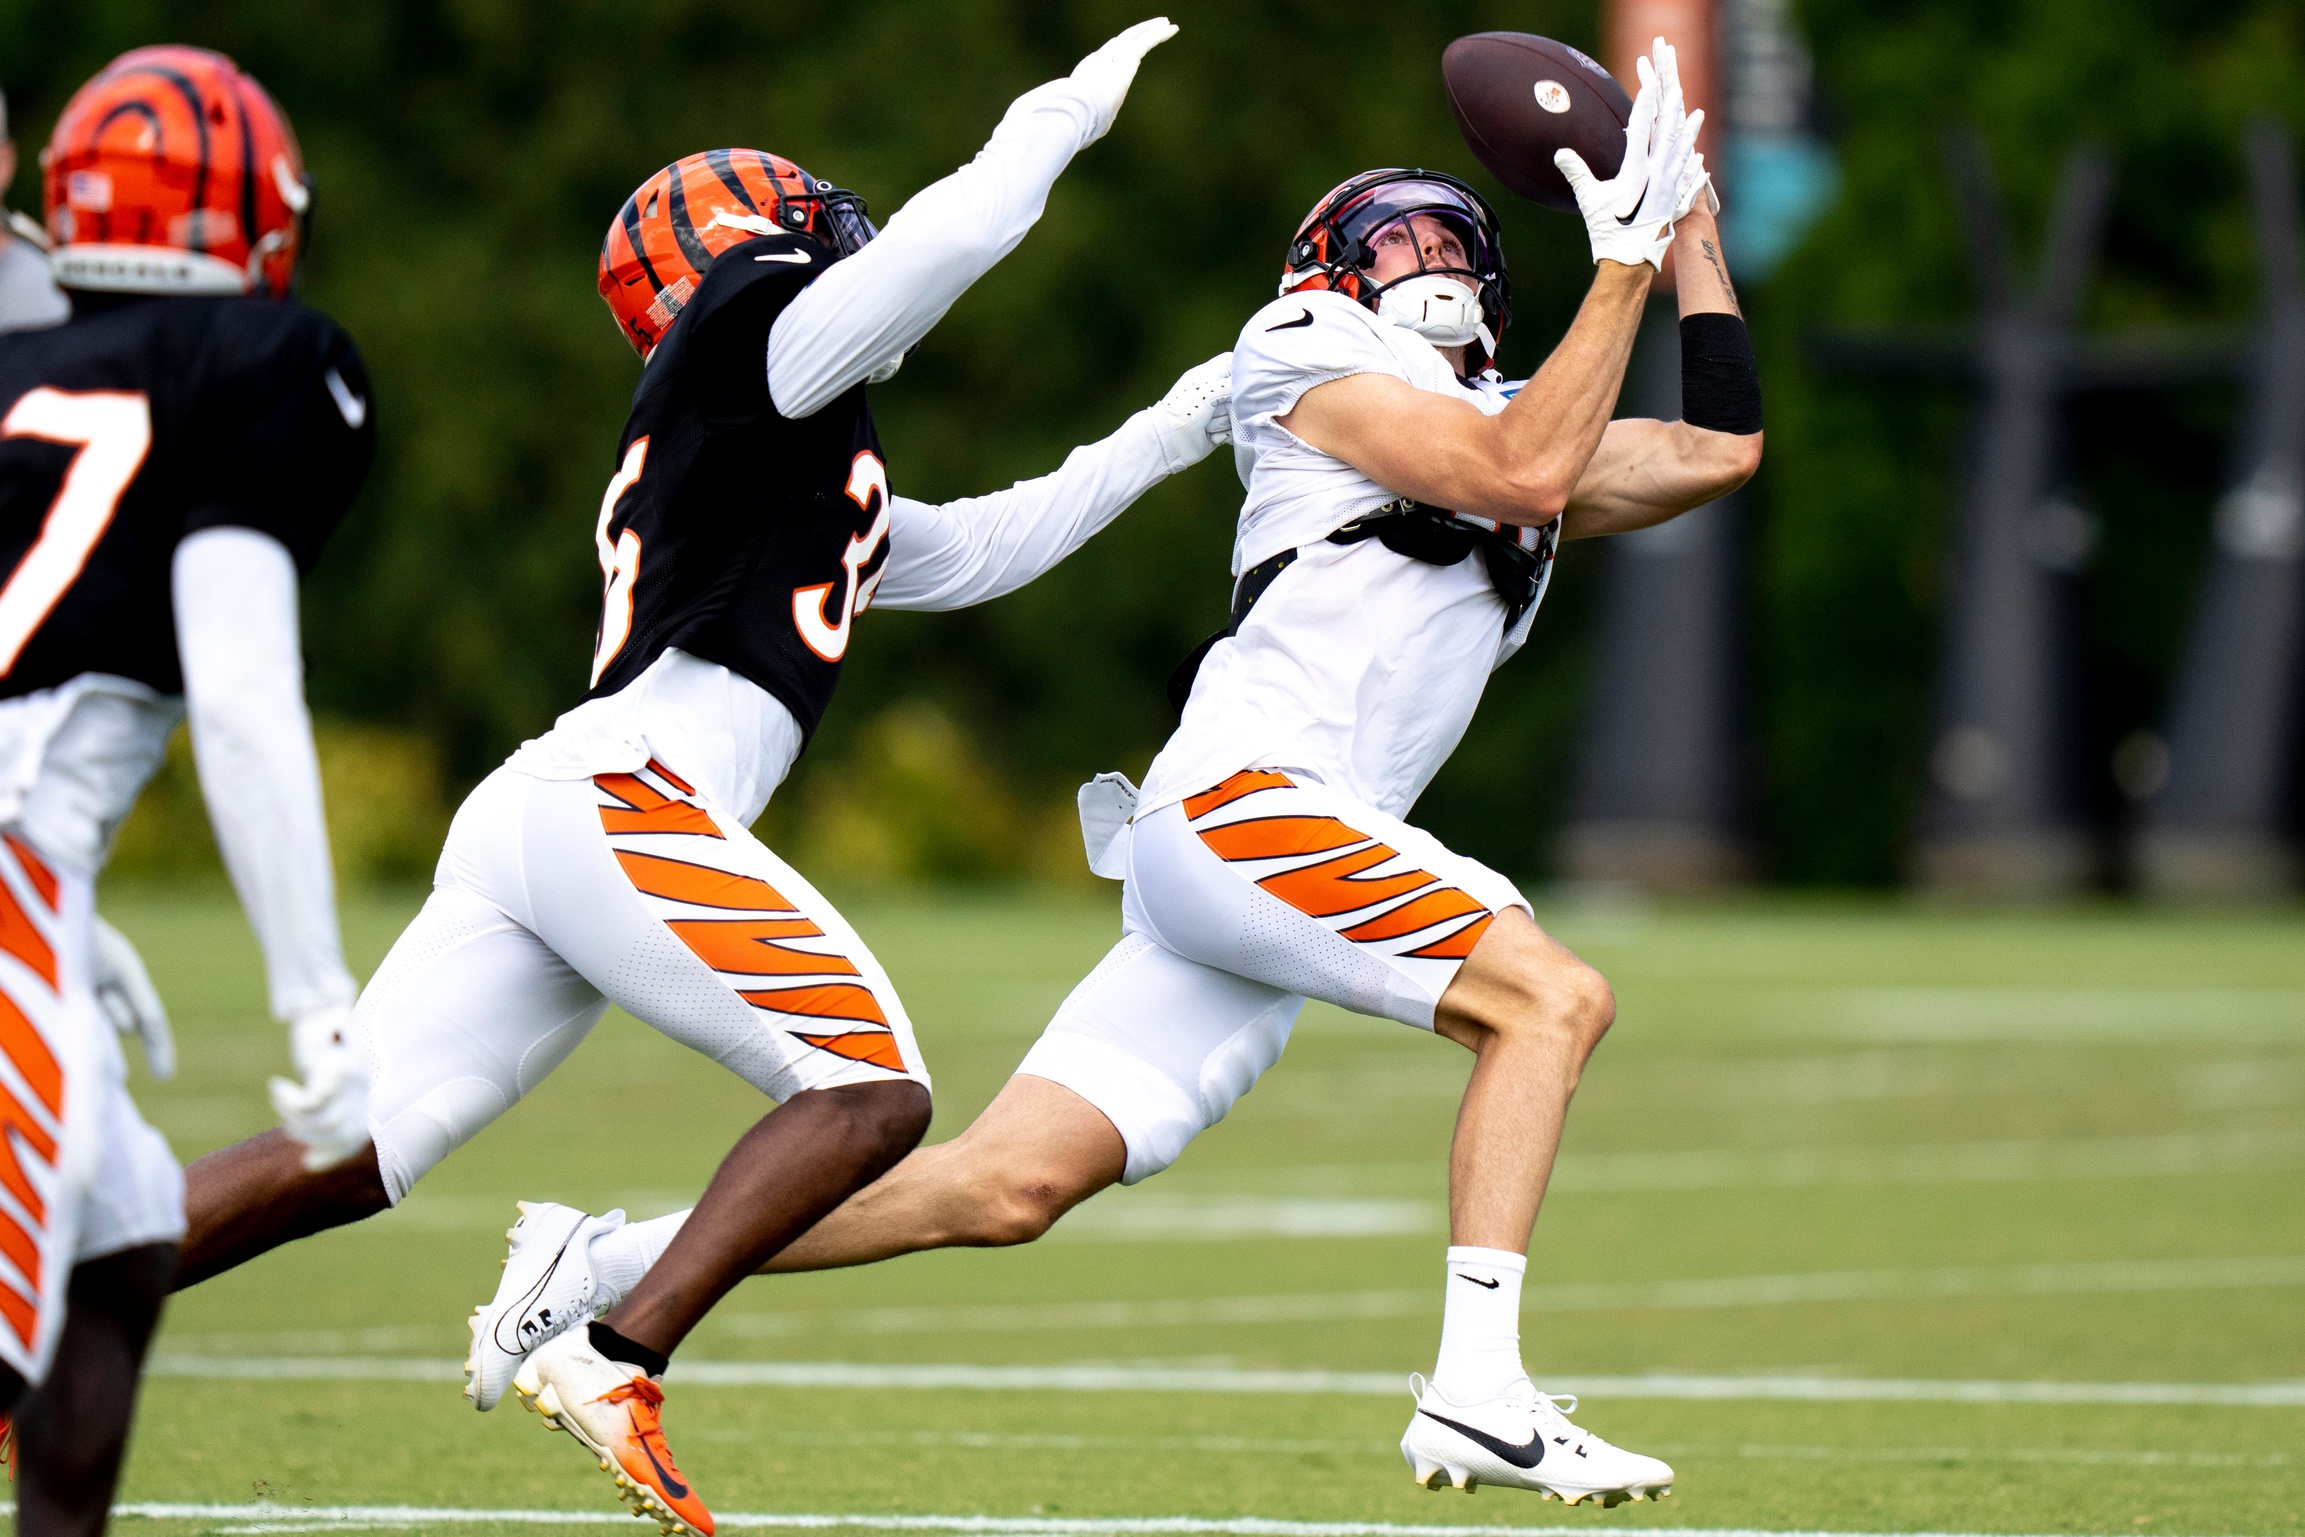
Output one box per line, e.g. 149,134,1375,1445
1441,32,1633,211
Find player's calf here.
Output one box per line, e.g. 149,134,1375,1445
173,1130,392,1290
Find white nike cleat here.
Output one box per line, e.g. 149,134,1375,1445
465,1201,623,1411
1401,1376,1674,1503
514,1329,714,1537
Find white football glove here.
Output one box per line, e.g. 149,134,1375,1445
1555,38,1706,270
91,915,174,1081
1678,147,1721,220
1149,351,1233,470
1069,17,1180,142
269,1003,372,1172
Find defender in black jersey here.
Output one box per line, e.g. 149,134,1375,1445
0,46,376,1525
584,228,886,735
165,24,1215,1531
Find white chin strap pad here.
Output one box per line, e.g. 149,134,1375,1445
1376,275,1489,352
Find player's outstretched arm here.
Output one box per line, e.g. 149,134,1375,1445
172,527,368,1171
1277,261,1651,525
870,352,1230,613
1559,201,1762,540
766,18,1178,419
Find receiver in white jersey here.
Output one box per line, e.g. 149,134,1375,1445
1023,286,1552,1183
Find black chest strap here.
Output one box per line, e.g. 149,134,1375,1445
1163,501,1557,716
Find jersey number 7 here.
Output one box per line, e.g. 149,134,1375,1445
0,390,153,676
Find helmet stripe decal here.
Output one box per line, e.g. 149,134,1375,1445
702,148,761,214
232,77,259,272
619,188,666,294
662,167,713,273
119,63,213,251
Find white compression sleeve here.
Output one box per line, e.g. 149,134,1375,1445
173,526,357,1022
765,77,1104,419
872,410,1173,613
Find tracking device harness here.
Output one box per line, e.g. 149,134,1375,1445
1165,499,1558,714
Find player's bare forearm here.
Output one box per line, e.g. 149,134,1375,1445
1559,416,1762,540
1672,203,1741,320
1278,261,1649,525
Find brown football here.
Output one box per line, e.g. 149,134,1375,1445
1442,32,1633,212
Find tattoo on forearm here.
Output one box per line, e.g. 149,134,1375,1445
1699,239,1742,317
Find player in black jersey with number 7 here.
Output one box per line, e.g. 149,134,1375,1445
170,18,1234,1532
0,46,377,1530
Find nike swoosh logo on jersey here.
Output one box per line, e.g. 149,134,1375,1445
754,250,814,264
1266,309,1314,331
1417,1408,1545,1468
1458,1273,1501,1289
324,367,367,429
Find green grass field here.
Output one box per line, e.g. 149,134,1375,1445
93,884,2305,1537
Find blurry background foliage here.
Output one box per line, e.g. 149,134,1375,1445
10,0,2305,888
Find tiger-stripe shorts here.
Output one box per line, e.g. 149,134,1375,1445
362,761,926,1204
1017,768,1528,1183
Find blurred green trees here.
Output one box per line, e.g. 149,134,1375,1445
8,0,2304,886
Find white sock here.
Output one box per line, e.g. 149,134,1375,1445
1431,1245,1528,1402
587,1209,689,1307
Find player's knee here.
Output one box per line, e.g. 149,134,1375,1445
834,1079,934,1160
1487,954,1614,1057
968,1167,1078,1246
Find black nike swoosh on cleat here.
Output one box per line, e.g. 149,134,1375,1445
642,1437,690,1500
1457,1273,1501,1289
494,1226,583,1354
1266,309,1315,331
1417,1409,1545,1468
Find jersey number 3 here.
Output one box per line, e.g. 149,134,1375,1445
0,389,153,676
589,437,650,688
793,451,891,664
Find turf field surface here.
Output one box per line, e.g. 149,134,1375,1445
99,886,2305,1537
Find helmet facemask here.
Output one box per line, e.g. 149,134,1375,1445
1282,170,1512,374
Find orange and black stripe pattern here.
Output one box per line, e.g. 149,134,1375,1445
595,763,908,1075
1184,770,1494,963
42,45,310,298
0,837,66,1358
597,150,817,359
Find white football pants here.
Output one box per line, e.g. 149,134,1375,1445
0,831,183,1387
362,761,927,1203
1019,768,1527,1183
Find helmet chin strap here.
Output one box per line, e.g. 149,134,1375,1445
1375,274,1493,356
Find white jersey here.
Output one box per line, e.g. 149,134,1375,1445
1138,289,1549,821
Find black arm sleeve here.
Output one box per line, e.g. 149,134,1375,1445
1680,312,1763,436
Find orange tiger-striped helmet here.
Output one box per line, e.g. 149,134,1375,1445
599,149,877,358
40,45,312,299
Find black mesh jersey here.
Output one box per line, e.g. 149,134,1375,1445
0,292,374,701
583,232,889,743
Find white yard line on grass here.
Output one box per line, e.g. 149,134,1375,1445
737,1427,2295,1470
140,1355,2305,1406
164,1251,2305,1354
94,1507,2284,1537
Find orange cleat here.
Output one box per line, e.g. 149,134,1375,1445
512,1331,712,1537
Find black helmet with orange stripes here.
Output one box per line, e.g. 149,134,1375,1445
599,149,876,359
1281,168,1511,374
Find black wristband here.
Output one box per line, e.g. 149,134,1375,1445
1680,312,1763,435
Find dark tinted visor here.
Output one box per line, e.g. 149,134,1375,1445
1335,180,1495,270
